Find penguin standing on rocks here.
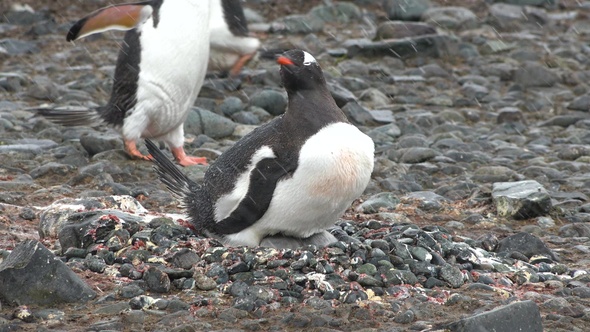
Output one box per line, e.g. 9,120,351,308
37,0,213,166
147,49,375,249
208,0,261,76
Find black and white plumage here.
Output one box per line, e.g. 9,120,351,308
37,0,212,166
148,49,375,248
208,0,260,76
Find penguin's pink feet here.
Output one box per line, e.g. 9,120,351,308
125,140,152,161
171,146,208,166
229,53,255,77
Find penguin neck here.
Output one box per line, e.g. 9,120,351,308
283,86,348,132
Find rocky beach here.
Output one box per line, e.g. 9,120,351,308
1,0,590,331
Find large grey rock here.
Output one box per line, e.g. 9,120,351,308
514,62,559,88
382,0,431,21
0,240,96,306
441,300,543,332
496,232,559,261
345,35,459,60
80,133,123,156
184,107,236,139
567,94,590,111
492,180,552,219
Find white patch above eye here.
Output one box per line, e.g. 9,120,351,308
302,51,317,66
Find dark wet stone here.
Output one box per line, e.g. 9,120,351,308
0,240,96,305
143,266,171,293
496,232,559,261
169,248,201,270
344,35,459,60
492,180,552,219
118,284,144,299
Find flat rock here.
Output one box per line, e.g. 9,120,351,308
440,300,543,332
492,180,552,219
0,239,96,306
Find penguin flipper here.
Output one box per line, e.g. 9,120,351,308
213,158,294,235
67,2,154,41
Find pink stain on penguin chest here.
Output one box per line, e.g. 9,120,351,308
309,149,364,197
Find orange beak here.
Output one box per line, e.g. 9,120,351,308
277,56,294,66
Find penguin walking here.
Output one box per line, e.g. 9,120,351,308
208,0,261,76
148,49,375,248
37,0,213,166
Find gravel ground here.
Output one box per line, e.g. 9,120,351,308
2,0,590,331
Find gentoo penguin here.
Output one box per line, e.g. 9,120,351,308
208,0,261,76
37,0,212,166
147,49,375,248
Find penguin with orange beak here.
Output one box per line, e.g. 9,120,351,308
148,49,375,248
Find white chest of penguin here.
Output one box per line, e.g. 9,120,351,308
249,122,374,239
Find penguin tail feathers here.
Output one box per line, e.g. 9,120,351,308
30,106,104,127
145,139,199,205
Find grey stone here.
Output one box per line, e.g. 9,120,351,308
492,180,552,219
29,162,76,179
558,223,590,238
0,38,40,55
358,192,400,213
249,89,287,116
567,94,590,111
471,166,520,183
341,102,377,126
439,264,464,288
383,269,419,285
184,107,236,139
496,232,559,261
399,147,440,163
80,133,123,156
218,96,244,117
143,266,171,293
441,300,543,332
345,35,460,60
0,239,96,305
272,14,325,34
422,7,478,30
402,191,449,211
309,3,362,24
514,62,559,88
374,21,436,40
382,0,431,21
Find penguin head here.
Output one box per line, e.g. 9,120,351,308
277,49,326,92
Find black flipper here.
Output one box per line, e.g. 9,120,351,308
213,156,295,235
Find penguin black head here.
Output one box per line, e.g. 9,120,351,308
277,49,326,92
